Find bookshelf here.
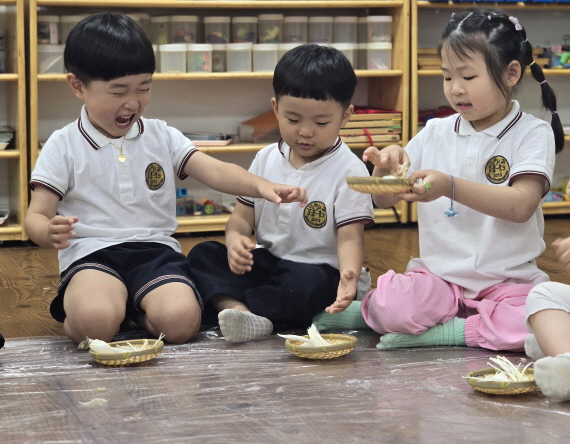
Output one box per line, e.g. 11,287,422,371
28,0,411,232
410,0,570,221
0,0,27,241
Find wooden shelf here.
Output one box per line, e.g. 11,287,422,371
543,201,570,216
0,150,20,159
37,70,404,82
418,69,570,76
0,223,24,241
36,0,404,8
174,204,407,233
0,74,18,81
417,1,570,10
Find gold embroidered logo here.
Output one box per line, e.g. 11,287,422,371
303,201,327,228
145,163,165,190
485,156,510,184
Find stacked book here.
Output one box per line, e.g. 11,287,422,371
340,108,401,145
0,126,14,150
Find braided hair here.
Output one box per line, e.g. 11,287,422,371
440,8,564,153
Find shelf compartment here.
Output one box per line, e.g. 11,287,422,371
417,1,570,10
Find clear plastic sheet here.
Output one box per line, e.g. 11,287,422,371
1,327,569,443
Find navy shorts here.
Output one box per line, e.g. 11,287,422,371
51,242,203,323
187,241,339,328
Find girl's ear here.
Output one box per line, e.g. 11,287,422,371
66,73,85,100
505,60,522,87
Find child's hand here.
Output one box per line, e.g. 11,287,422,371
227,235,256,274
325,270,358,313
552,237,570,271
363,145,409,177
260,183,308,207
48,216,79,250
396,169,450,202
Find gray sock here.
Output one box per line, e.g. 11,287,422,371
524,334,546,360
218,309,273,343
534,353,570,401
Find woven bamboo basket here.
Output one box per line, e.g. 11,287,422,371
466,368,538,395
346,177,414,195
285,334,357,360
89,339,164,366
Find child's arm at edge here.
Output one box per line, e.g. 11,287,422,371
24,187,78,249
325,222,366,314
184,151,307,206
225,202,256,275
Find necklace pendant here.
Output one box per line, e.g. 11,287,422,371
118,154,127,163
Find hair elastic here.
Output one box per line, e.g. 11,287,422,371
529,61,536,66
444,175,458,218
487,15,492,21
509,16,523,31
553,111,558,115
540,80,547,84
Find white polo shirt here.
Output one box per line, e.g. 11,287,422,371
238,138,374,269
31,106,197,273
405,100,555,298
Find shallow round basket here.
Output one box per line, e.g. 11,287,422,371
346,176,414,195
466,368,538,395
89,339,164,366
285,334,357,360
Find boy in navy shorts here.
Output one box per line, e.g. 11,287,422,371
24,13,306,344
187,44,374,342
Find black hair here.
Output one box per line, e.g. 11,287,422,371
440,8,564,153
64,13,155,84
273,44,356,110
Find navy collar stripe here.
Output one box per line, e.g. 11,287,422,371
496,111,522,139
78,118,101,150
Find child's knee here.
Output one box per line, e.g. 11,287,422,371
65,307,124,342
146,300,201,343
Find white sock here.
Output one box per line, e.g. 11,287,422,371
524,334,546,360
218,309,273,343
534,353,570,401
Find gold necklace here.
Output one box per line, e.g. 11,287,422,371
105,136,127,162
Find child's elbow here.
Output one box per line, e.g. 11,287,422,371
509,205,538,224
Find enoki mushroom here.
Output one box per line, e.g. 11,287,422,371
278,324,332,347
79,333,165,355
384,162,410,179
466,356,533,382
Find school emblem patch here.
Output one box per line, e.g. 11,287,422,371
145,163,165,190
485,155,510,184
303,201,327,228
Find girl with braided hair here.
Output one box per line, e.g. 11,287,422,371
314,7,565,353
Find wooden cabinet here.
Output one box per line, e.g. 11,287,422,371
410,1,570,221
28,0,410,232
0,0,26,241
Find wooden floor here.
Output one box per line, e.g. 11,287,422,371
1,218,570,442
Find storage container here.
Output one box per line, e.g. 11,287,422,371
60,15,88,44
366,42,392,70
232,17,257,43
150,16,171,45
212,44,226,72
357,43,367,70
37,44,64,74
334,17,358,43
358,17,367,43
258,14,283,43
159,43,187,73
366,16,392,43
278,42,302,59
187,43,212,72
37,16,59,45
309,17,333,44
226,42,252,72
204,16,230,44
171,16,199,43
137,13,151,36
283,16,308,43
331,43,357,67
253,44,279,72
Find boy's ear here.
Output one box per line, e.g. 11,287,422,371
341,104,354,128
505,60,522,87
271,97,278,116
66,73,86,100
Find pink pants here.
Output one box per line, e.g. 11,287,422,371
361,266,536,351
